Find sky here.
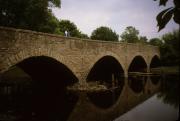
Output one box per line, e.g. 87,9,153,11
52,0,179,39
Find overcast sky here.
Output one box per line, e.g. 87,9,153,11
52,0,179,39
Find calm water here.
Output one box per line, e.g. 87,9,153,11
115,94,179,121
115,75,179,121
0,70,179,121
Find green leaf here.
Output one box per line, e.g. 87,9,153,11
156,7,172,25
156,7,174,31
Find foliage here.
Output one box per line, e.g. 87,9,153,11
154,0,180,31
149,38,163,46
139,36,148,43
39,13,63,34
58,20,89,38
158,75,179,108
0,0,89,38
160,30,179,66
0,0,61,32
79,32,89,39
91,26,119,41
59,20,79,37
149,30,179,66
120,26,140,43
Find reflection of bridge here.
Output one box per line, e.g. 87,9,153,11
68,76,161,121
0,27,161,86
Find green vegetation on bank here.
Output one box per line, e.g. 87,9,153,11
149,30,179,67
161,66,179,74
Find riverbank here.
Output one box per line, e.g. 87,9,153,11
161,66,179,75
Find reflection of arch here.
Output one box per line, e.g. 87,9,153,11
128,55,147,73
2,56,79,121
150,76,161,85
87,55,124,109
128,76,147,93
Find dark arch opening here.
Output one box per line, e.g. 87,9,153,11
150,55,161,74
128,56,147,73
86,56,124,108
0,56,79,121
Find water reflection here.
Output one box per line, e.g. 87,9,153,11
128,76,147,93
0,69,179,121
0,66,79,121
158,74,179,108
150,75,161,85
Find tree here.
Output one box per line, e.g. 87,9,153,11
160,30,179,66
79,32,89,39
0,0,61,32
39,13,63,34
154,0,180,31
148,31,179,66
120,26,139,43
58,20,89,38
91,26,119,41
149,38,163,46
139,36,148,43
58,20,80,37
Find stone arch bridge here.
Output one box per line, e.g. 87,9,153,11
0,27,160,86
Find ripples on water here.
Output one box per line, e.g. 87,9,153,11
0,69,179,121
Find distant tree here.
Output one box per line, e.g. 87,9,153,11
58,20,89,38
139,36,148,43
120,26,139,43
91,26,119,41
149,38,163,46
0,0,61,32
58,20,80,37
160,30,179,66
154,0,180,31
79,32,89,39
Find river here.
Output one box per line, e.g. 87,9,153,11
0,69,179,121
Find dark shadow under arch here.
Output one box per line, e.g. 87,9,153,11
86,56,124,109
128,56,147,73
0,56,79,121
150,55,161,69
150,55,161,74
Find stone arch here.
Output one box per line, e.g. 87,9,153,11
87,55,125,83
87,52,126,77
1,55,79,121
86,53,125,109
2,49,79,78
150,55,161,69
128,55,148,73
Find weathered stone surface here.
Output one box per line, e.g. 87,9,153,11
0,26,160,84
